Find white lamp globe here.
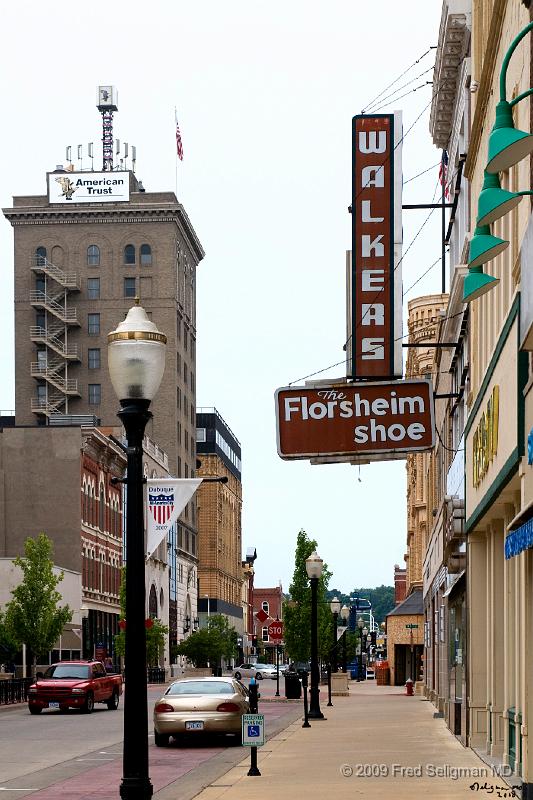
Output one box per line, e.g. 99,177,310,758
108,301,167,401
305,551,324,580
330,597,341,615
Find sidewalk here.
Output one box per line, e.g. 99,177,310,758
181,682,519,800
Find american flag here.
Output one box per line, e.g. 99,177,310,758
439,150,450,199
175,112,184,161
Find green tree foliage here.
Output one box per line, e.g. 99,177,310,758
4,534,72,677
0,611,18,663
284,529,332,663
175,614,237,668
326,585,395,624
114,568,168,667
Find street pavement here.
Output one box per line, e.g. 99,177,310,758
0,679,519,799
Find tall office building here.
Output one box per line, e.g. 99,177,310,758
2,92,204,652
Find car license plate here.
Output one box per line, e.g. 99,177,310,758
48,702,60,708
185,721,204,730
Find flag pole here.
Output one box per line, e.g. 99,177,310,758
175,107,178,198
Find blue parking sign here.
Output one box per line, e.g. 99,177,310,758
242,714,265,746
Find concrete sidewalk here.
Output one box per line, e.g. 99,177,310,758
183,682,519,800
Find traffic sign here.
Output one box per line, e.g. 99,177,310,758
405,624,419,629
242,714,265,746
268,620,284,640
255,609,269,623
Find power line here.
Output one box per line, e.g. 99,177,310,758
360,47,435,113
364,66,434,114
404,162,440,185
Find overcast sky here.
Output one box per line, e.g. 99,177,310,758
0,1,444,594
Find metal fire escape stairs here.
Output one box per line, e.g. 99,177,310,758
29,255,81,418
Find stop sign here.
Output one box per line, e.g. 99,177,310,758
268,621,284,640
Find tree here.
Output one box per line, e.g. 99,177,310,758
0,611,18,665
175,614,238,668
284,530,332,663
4,534,72,677
114,568,169,667
326,585,395,624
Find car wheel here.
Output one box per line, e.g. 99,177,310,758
106,689,119,710
234,671,241,680
81,692,94,714
29,706,42,715
255,672,263,680
154,731,170,747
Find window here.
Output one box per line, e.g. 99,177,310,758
87,278,100,299
124,277,136,298
35,246,46,266
88,348,101,369
196,428,206,442
87,245,100,266
88,313,100,335
88,384,101,405
99,486,105,532
124,244,135,264
140,244,152,266
35,312,45,329
262,626,269,642
35,277,45,294
262,601,269,614
184,328,188,352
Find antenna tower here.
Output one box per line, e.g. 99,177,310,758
97,86,118,171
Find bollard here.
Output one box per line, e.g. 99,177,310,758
301,670,311,728
247,678,261,776
327,663,333,707
405,678,414,696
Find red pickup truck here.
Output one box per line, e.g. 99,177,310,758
28,660,123,714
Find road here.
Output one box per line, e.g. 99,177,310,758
0,677,302,799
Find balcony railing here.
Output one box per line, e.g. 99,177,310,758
29,292,79,325
30,255,80,291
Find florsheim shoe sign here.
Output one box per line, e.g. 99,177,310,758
275,379,434,460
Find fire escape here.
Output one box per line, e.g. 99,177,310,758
29,254,81,418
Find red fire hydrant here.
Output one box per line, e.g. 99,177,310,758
405,678,414,696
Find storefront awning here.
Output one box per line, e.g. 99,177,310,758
442,570,465,598
505,518,533,559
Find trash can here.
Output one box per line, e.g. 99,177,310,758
284,672,302,699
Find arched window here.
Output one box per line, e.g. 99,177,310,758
261,601,269,614
124,244,135,264
99,485,105,532
87,245,100,266
35,246,47,266
140,244,152,266
149,584,158,618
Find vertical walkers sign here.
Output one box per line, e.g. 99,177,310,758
350,113,403,379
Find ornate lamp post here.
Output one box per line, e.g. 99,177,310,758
108,301,167,800
330,597,341,673
362,626,369,680
340,605,349,673
357,617,364,682
306,551,324,719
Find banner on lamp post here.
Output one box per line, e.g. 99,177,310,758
145,479,202,558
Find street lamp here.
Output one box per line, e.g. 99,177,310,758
340,605,349,673
330,597,341,673
305,551,324,719
357,617,364,682
108,300,167,800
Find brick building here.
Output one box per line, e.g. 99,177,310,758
253,585,284,661
196,409,243,636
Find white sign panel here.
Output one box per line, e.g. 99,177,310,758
145,479,202,559
48,171,130,204
242,714,265,746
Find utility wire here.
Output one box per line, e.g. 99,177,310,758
403,257,441,295
361,47,435,113
404,162,440,185
370,82,433,114
364,66,434,114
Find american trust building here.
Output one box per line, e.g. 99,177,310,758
423,1,533,795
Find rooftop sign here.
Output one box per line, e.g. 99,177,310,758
47,171,129,204
275,379,434,460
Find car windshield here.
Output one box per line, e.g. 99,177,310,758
166,681,234,695
44,665,90,679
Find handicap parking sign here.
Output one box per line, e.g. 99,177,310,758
242,714,265,746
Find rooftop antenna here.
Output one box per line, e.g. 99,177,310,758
97,86,118,171
65,146,72,166
88,142,94,170
131,145,137,173
124,142,129,170
77,144,83,171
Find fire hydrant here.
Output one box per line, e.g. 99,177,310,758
405,678,414,696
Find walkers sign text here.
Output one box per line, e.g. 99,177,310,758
350,113,402,379
275,380,434,459
48,171,130,204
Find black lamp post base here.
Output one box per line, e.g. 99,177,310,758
308,710,326,719
120,777,153,800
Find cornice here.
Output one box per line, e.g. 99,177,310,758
2,203,205,262
464,0,507,180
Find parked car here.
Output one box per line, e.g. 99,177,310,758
153,677,249,746
27,660,122,715
232,663,278,680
